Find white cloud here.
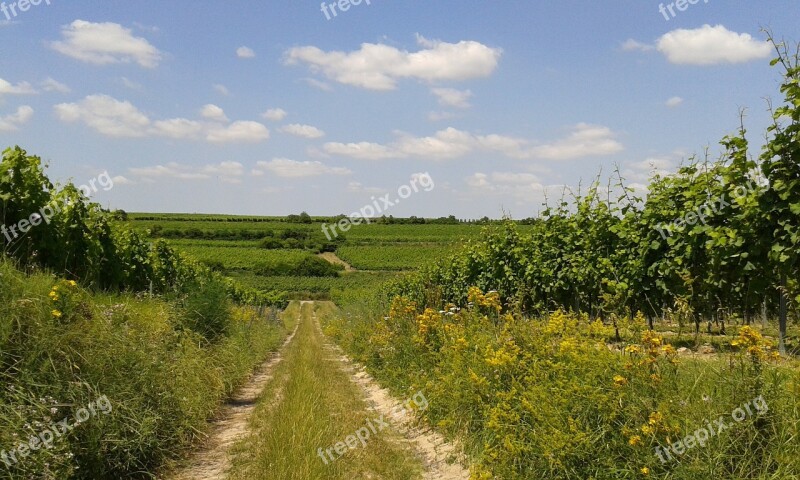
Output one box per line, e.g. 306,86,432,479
529,123,624,160
0,78,36,95
428,111,458,122
55,94,270,144
129,161,245,183
324,124,622,161
151,118,203,139
201,161,245,183
465,171,546,203
206,121,270,143
261,108,287,121
431,87,473,109
656,25,772,65
279,123,325,139
303,78,334,91
40,77,70,93
0,106,33,131
213,84,230,96
119,77,142,90
665,96,684,108
324,141,401,160
285,35,502,90
50,20,162,68
54,95,150,137
200,104,229,122
111,175,132,185
621,39,655,52
345,181,383,194
236,46,256,58
254,158,351,178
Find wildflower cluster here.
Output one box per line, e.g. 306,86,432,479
467,286,502,314
48,280,82,323
730,326,778,362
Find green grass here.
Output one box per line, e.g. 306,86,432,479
173,246,312,270
164,239,262,248
336,244,458,271
228,302,423,480
0,261,289,479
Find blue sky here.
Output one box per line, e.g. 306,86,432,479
0,0,797,218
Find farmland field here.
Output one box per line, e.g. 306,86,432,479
336,244,458,270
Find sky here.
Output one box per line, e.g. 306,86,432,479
0,1,798,219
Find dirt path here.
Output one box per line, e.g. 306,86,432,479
318,251,356,272
166,323,299,480
316,309,470,480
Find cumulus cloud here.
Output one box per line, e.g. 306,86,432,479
0,78,36,95
253,158,351,178
54,94,270,143
213,84,230,96
665,96,684,108
261,108,287,121
40,77,70,93
151,118,204,139
285,35,502,90
279,123,325,139
50,20,162,68
620,39,655,52
465,171,551,204
324,124,623,161
54,95,150,137
623,26,771,66
528,123,624,160
0,106,33,131
428,111,458,122
200,104,229,122
236,46,256,58
431,87,473,109
129,161,245,183
206,121,270,143
657,25,771,65
303,78,334,91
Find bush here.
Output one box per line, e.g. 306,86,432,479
179,278,232,340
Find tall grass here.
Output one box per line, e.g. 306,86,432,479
0,261,288,479
229,302,422,480
326,290,800,479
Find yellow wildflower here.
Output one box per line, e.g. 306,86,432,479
51,310,62,318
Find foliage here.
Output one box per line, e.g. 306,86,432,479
0,261,288,479
326,289,799,479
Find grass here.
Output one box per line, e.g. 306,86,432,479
228,301,423,480
0,261,290,479
326,293,800,479
336,244,457,271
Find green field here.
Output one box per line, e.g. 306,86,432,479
336,244,458,270
123,214,473,300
